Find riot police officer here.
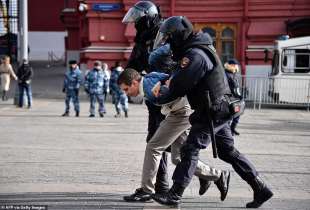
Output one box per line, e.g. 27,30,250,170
151,16,273,208
62,60,82,117
84,61,109,117
122,0,169,200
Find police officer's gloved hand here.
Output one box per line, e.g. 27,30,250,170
85,89,89,94
62,88,66,93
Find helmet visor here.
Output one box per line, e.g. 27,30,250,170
122,7,145,23
153,32,169,50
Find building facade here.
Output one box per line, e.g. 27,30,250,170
62,0,310,74
28,0,67,61
1,1,309,71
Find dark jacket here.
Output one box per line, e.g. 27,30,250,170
157,32,232,124
224,64,242,99
126,20,162,73
17,63,33,84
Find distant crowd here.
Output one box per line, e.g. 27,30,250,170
61,60,129,118
0,55,129,118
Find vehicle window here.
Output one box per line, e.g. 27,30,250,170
295,49,310,73
282,49,310,73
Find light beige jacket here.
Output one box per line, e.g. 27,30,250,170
0,64,17,91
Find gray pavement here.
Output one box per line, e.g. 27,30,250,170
0,99,309,209
0,63,310,209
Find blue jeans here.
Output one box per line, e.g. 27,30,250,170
89,93,105,115
18,83,32,107
112,92,128,113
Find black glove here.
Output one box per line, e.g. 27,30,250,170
62,88,66,93
85,89,89,94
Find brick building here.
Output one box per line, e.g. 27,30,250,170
61,0,310,75
25,0,310,75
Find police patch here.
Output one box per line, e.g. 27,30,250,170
180,57,190,68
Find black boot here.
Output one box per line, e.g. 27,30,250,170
123,188,152,202
214,170,230,201
246,176,273,208
152,183,185,207
125,110,128,118
62,112,69,117
75,111,79,117
199,178,211,196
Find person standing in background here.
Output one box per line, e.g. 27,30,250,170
17,59,33,108
84,61,109,118
62,60,82,117
0,55,17,101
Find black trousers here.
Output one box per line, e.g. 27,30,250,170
172,122,258,187
145,100,169,192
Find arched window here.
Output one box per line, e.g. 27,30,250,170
221,27,235,62
222,27,234,38
195,24,237,63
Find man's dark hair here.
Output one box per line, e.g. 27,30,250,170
117,68,142,86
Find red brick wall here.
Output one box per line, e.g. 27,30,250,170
29,0,66,31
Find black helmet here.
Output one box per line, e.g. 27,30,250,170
122,1,159,24
153,16,193,51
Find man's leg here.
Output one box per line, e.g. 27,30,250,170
170,131,229,199
152,124,210,207
216,123,273,208
73,91,80,117
62,92,71,116
97,94,105,117
145,100,168,193
89,94,96,117
120,93,129,117
25,84,32,108
18,84,24,107
124,110,191,202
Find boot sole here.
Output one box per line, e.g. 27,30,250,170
123,197,153,203
221,171,231,201
199,181,211,196
152,195,180,208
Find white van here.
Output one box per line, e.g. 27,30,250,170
269,36,310,104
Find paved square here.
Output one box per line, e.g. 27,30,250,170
0,99,309,209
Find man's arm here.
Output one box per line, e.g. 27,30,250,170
152,50,211,104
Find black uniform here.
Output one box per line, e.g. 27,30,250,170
152,16,273,208
158,32,258,186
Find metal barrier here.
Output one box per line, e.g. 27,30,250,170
238,75,310,111
47,51,65,67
